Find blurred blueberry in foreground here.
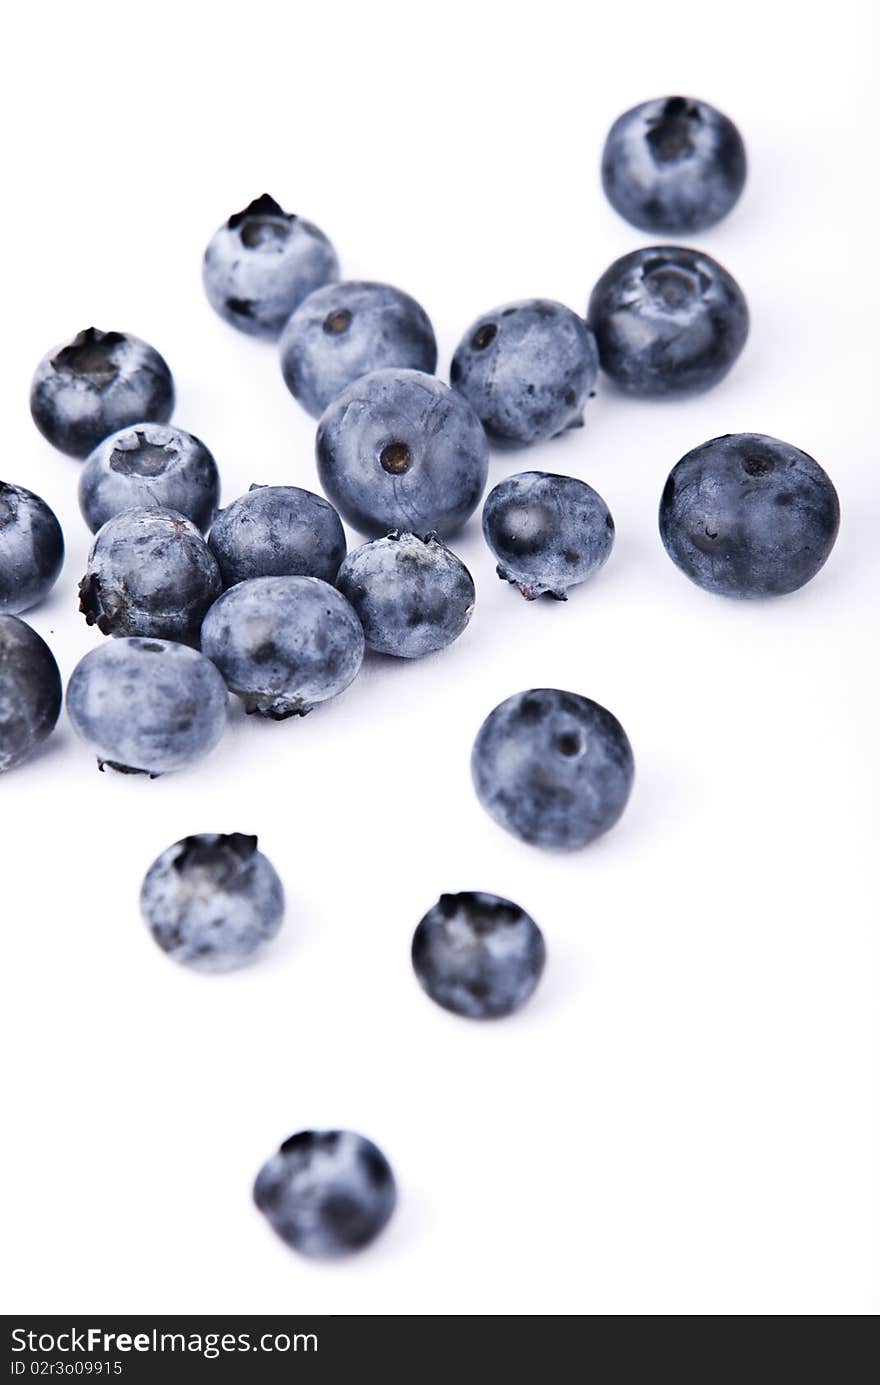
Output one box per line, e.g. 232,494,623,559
254,1130,397,1258
141,832,284,972
0,616,62,773
450,299,598,444
79,423,220,534
208,485,346,588
336,531,474,658
482,471,614,600
602,96,747,234
412,891,546,1019
0,483,64,613
472,688,634,850
280,280,437,418
203,194,339,338
30,328,174,458
659,433,840,598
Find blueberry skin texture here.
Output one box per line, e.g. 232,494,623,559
66,637,227,776
78,424,220,534
202,194,339,339
208,485,346,589
587,246,748,397
200,575,364,719
141,833,284,972
30,328,174,459
450,299,599,445
0,616,62,773
472,689,634,850
0,483,64,613
602,96,747,234
412,891,546,1019
79,508,222,646
482,471,614,600
280,281,438,418
336,531,474,658
659,433,840,599
316,369,489,538
254,1130,396,1258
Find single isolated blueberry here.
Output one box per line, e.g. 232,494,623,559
30,328,174,458
254,1130,397,1258
200,575,364,719
78,423,220,534
602,96,747,234
587,246,748,397
0,616,62,773
208,484,346,589
412,891,546,1019
659,432,840,598
79,508,222,646
472,688,634,850
316,369,489,538
202,194,339,338
336,531,474,658
280,280,438,418
482,471,614,600
141,833,285,972
0,483,64,613
450,299,599,445
66,637,227,776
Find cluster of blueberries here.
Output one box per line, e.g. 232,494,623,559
1,97,842,1259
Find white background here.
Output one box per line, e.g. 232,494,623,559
1,0,875,1317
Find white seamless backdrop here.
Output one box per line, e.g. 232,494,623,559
1,0,875,1316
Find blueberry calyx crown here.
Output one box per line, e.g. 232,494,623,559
645,97,701,162
51,327,125,386
226,194,293,229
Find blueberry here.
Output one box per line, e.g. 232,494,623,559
200,575,364,718
78,424,220,534
79,508,222,646
587,246,748,397
316,369,489,538
202,194,339,338
0,483,64,613
602,96,747,234
471,689,634,850
449,299,599,444
208,485,346,589
254,1130,396,1258
336,531,474,658
0,616,62,773
141,832,284,972
411,891,545,1019
66,636,227,776
659,433,840,598
482,471,614,600
280,281,438,418
30,328,174,459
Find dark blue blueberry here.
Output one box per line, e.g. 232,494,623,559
316,369,489,538
336,531,474,658
0,483,64,613
79,508,222,646
482,471,614,600
30,328,174,459
141,832,284,972
280,281,438,418
78,424,220,534
66,636,227,776
450,299,598,444
412,891,545,1019
587,246,748,397
659,433,840,598
200,575,364,718
602,96,747,234
203,194,339,338
254,1130,396,1258
0,616,62,773
208,484,346,589
471,688,634,850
